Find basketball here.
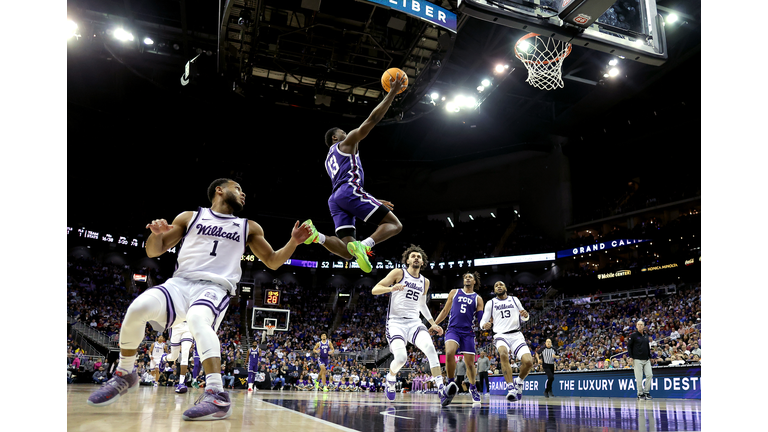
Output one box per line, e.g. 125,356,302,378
381,68,408,94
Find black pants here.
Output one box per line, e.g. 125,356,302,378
478,371,490,393
544,364,555,394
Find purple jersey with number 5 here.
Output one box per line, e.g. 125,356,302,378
448,290,478,331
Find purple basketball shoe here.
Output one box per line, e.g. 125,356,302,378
87,370,139,407
182,389,232,421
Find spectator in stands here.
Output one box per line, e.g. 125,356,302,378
690,342,701,358
93,366,108,385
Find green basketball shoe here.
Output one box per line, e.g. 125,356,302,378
303,219,319,245
347,241,372,273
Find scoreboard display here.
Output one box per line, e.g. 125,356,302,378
264,289,281,306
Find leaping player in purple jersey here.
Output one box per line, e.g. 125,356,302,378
301,73,408,273
434,271,485,406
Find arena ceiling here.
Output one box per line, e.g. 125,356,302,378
66,0,701,232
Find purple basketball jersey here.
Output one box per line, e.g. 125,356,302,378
325,142,365,192
448,289,478,331
319,341,331,360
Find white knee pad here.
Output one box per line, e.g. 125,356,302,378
389,339,407,374
186,305,220,362
414,331,440,370
119,289,167,349
180,340,193,366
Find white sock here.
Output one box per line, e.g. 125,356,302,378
117,354,137,375
317,233,326,244
361,237,375,248
206,373,223,392
248,383,253,389
433,376,444,389
387,373,397,382
515,376,524,384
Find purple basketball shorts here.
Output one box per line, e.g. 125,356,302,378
328,183,382,232
444,328,477,355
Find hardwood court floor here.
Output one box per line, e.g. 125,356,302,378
67,385,701,432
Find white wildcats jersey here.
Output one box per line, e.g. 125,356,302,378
174,207,248,294
387,269,426,320
152,342,166,358
487,296,525,334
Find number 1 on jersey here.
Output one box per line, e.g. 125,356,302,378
210,240,219,256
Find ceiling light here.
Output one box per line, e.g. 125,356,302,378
608,68,620,77
465,96,476,108
481,79,491,87
143,37,154,45
518,41,532,53
445,101,459,112
469,215,474,220
68,20,78,39
113,28,134,42
666,13,679,24
609,59,618,66
490,213,496,218
477,86,485,92
495,64,505,73
603,73,609,78
431,92,439,100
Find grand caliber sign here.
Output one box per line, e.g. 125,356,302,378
557,239,651,258
363,0,457,33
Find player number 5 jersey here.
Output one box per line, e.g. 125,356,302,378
173,207,249,294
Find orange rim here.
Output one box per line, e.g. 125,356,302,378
515,32,572,65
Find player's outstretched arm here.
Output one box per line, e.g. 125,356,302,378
371,269,405,295
433,289,456,326
422,279,443,335
480,300,493,330
145,211,193,258
247,220,312,270
340,73,406,154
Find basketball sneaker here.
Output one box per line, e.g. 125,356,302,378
87,370,139,407
513,378,524,401
644,393,652,400
385,379,397,401
470,385,481,403
182,389,232,421
506,383,518,402
302,219,319,245
347,241,372,273
441,381,458,407
438,385,451,407
175,383,188,394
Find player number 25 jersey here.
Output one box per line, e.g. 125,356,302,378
173,207,248,295
387,269,426,320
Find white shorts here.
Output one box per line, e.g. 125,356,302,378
145,277,231,332
386,318,429,347
150,357,162,370
169,322,194,347
494,331,531,361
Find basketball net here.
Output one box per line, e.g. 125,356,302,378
514,33,572,91
266,325,275,336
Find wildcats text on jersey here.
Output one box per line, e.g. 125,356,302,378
194,224,242,242
493,303,517,311
402,280,423,291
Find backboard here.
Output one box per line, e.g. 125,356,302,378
251,307,290,332
457,0,667,65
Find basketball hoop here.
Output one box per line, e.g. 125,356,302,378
265,325,275,336
514,33,572,91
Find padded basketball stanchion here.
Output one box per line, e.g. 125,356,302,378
514,33,573,90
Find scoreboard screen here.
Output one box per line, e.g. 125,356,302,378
264,289,281,306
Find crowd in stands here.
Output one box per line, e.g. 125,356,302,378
68,226,701,391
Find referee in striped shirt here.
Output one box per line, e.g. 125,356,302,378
538,338,560,398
